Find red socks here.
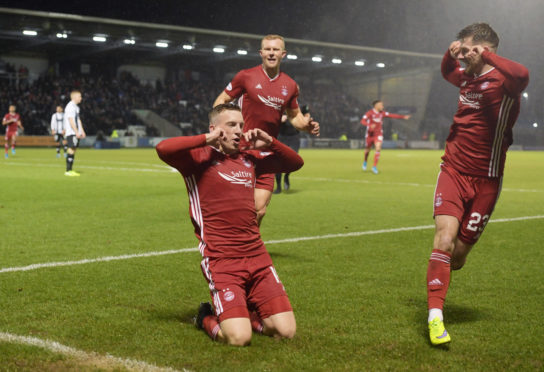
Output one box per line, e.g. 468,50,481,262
202,315,221,340
427,249,451,310
250,311,263,334
202,312,263,341
373,151,381,166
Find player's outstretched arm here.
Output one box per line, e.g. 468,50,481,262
287,108,320,136
213,91,236,107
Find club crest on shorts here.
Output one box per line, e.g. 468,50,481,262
223,290,235,302
434,193,443,207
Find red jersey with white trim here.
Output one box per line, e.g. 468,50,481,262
360,109,404,138
3,113,21,133
156,134,303,258
223,65,299,138
441,50,529,178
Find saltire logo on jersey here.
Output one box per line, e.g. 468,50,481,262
459,93,481,109
218,171,253,187
257,94,283,111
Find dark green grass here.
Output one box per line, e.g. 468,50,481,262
0,148,543,371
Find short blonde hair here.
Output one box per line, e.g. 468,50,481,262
261,34,285,50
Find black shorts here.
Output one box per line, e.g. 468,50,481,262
66,135,80,149
54,134,64,142
278,134,300,153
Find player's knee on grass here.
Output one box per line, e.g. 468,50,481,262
263,313,296,339
220,318,252,346
259,298,296,339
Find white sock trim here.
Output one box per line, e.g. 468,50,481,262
428,308,443,322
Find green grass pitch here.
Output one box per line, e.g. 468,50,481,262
1,147,543,371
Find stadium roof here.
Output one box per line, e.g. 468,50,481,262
0,7,441,77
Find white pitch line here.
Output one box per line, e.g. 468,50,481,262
1,215,542,275
22,157,170,169
2,162,542,191
294,176,544,193
0,248,198,274
1,161,172,173
0,332,184,372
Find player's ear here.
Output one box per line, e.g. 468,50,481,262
281,49,287,58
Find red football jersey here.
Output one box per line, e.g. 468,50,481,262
224,65,299,138
441,50,529,177
360,109,404,137
3,113,21,133
156,134,303,258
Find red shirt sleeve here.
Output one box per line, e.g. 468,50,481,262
383,112,405,119
224,70,246,99
441,50,463,87
155,134,207,174
481,51,529,96
287,84,300,110
253,138,304,175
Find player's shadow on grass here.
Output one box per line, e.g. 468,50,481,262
406,297,486,346
406,297,485,325
282,189,301,195
267,251,304,260
149,308,195,325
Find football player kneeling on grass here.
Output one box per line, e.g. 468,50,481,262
156,104,302,346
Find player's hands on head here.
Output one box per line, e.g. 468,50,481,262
242,128,272,149
471,45,488,56
206,126,225,146
449,40,461,59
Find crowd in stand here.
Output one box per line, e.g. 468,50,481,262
301,82,364,139
0,70,227,137
0,68,367,139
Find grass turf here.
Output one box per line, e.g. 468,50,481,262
0,147,543,371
